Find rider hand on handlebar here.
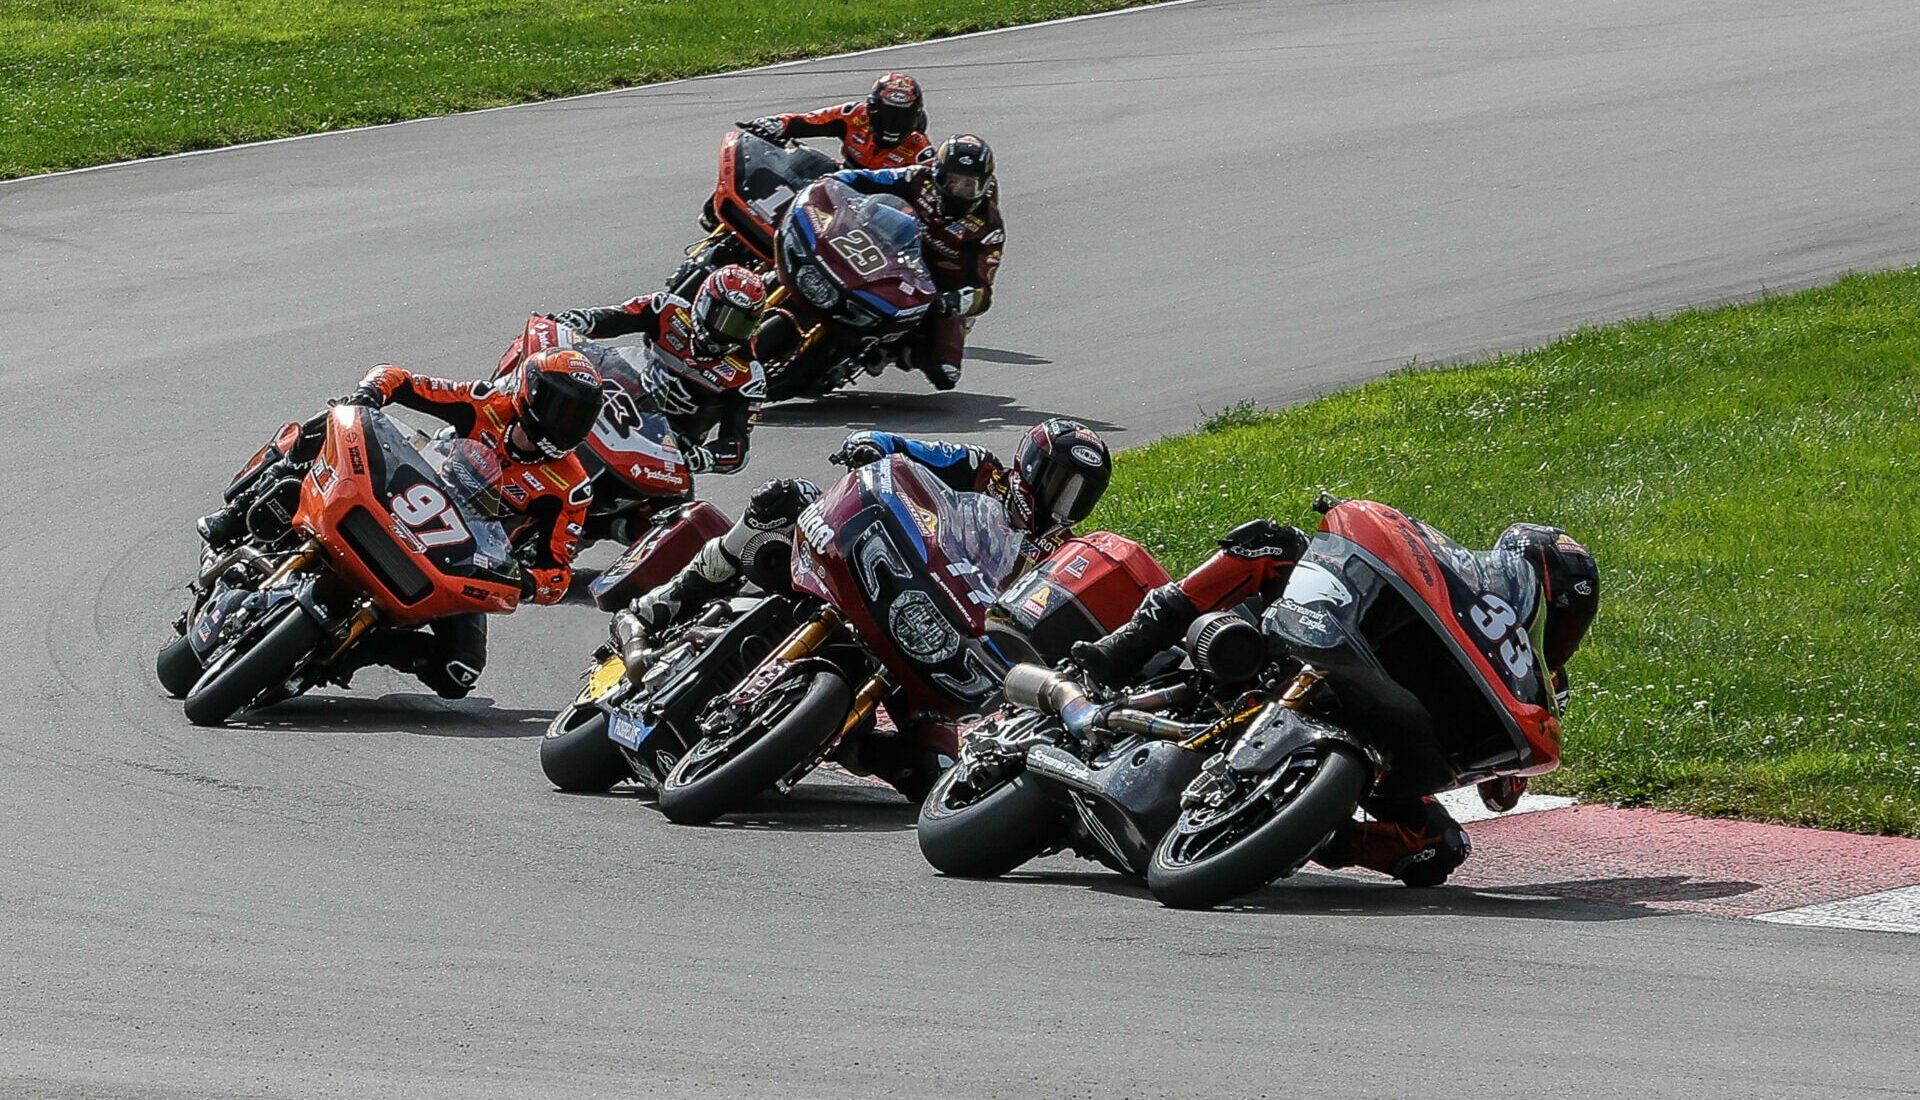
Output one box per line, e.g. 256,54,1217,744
544,310,593,333
829,435,886,469
738,117,786,142
931,289,975,318
330,385,384,408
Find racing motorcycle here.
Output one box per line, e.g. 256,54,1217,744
750,178,938,401
492,315,729,586
918,495,1569,909
156,407,524,726
666,129,840,298
541,518,1166,798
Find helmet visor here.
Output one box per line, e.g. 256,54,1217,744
1032,464,1095,527
940,171,987,204
871,101,918,143
701,299,759,347
527,378,600,453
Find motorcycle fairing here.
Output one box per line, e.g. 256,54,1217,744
1267,500,1560,787
299,407,521,627
715,131,840,263
779,179,936,328
790,455,1009,715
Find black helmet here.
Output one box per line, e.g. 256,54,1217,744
867,72,926,147
1009,418,1111,536
514,349,605,459
1494,523,1599,671
932,134,994,216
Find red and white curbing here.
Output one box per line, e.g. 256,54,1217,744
1393,794,1920,934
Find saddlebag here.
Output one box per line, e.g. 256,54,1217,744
989,532,1170,665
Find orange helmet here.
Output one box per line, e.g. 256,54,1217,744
513,348,604,458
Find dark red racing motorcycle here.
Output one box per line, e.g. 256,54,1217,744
667,129,840,298
750,178,939,401
919,495,1571,909
644,455,1158,824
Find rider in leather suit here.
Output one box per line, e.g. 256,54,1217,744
823,134,1003,391
1071,519,1600,887
625,419,1113,636
547,265,769,486
196,351,602,698
739,72,934,171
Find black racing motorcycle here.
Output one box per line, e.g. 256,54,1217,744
918,496,1571,909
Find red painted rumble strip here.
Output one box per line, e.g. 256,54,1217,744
1446,806,1920,918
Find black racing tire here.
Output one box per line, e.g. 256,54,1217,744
183,606,322,727
657,671,850,825
539,704,631,793
155,632,204,699
754,312,803,375
1146,742,1370,910
916,766,1060,878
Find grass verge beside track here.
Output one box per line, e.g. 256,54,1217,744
1099,268,1920,836
0,0,1155,180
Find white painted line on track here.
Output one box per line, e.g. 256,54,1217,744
1751,886,1920,935
3,0,1204,187
1436,788,1576,825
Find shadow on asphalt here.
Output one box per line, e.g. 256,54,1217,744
233,694,549,737
552,778,916,833
981,867,1714,923
965,345,1053,366
755,389,1125,435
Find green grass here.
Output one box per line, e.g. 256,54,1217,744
1099,268,1920,836
0,0,1152,180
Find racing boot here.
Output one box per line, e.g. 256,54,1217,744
627,538,742,637
1315,797,1471,888
1068,583,1199,688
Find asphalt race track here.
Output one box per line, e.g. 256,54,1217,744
6,1,1920,1095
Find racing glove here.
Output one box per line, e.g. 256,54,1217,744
931,288,978,318
682,442,717,474
544,309,594,333
829,433,886,468
738,117,786,142
330,384,384,408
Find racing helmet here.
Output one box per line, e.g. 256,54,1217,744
1009,418,1112,536
1494,523,1600,671
867,72,926,147
932,134,994,217
691,265,767,357
513,348,605,459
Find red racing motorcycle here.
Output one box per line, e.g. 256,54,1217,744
667,129,841,298
157,407,525,725
750,178,939,401
492,314,733,609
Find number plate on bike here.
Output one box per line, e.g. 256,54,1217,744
608,711,653,750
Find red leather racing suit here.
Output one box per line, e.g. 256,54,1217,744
358,365,591,604
769,101,933,170
552,291,763,475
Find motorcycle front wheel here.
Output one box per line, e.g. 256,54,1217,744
182,604,322,727
155,631,204,699
1145,741,1370,910
916,765,1060,878
656,671,850,825
539,655,633,793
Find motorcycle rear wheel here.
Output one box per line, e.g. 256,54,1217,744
917,765,1059,878
155,631,204,699
657,671,850,825
183,605,322,726
1146,742,1370,910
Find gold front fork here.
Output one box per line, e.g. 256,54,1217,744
322,602,381,667
261,539,321,590
770,606,844,662
836,671,893,741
